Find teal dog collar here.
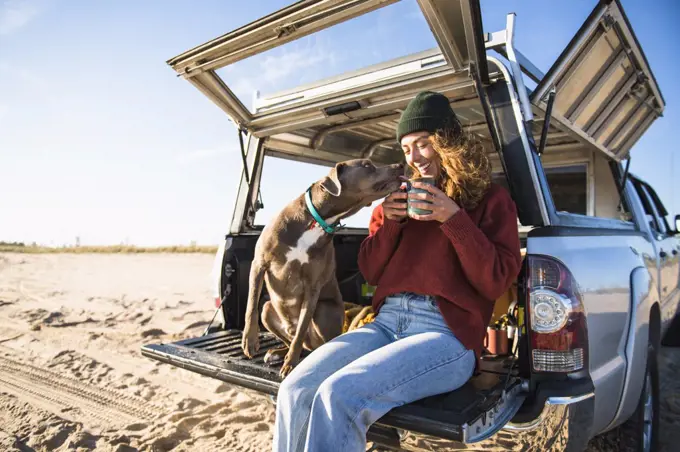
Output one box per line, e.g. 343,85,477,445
305,187,342,234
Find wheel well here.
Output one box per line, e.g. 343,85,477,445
649,303,661,350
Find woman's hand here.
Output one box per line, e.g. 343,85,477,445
408,182,460,223
383,191,408,221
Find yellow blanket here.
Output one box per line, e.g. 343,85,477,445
343,302,375,333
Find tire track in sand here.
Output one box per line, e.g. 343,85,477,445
0,355,162,429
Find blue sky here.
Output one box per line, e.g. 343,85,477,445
1,0,678,246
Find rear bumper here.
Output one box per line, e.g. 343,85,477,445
502,392,595,451
547,392,594,405
504,391,594,432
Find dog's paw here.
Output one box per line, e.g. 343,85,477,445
264,347,287,366
279,352,300,378
241,330,260,359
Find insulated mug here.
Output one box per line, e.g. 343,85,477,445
407,176,435,216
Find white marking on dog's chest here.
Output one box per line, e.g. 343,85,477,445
286,227,325,265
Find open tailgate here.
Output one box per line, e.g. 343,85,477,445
531,0,664,161
142,330,525,444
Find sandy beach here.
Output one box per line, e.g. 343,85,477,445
0,253,275,451
0,252,679,451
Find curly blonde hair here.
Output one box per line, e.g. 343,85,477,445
407,127,492,210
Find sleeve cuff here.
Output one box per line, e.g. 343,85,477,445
440,210,476,244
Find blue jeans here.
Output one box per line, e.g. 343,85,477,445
273,292,475,452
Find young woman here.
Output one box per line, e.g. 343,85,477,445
273,91,522,452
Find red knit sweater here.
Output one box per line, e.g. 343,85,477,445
358,183,522,359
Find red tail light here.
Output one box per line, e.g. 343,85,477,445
526,255,588,373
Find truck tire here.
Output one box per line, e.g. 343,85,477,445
618,343,659,452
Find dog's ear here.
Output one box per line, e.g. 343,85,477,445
320,162,345,196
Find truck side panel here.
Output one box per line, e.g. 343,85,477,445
607,265,655,429
526,231,651,435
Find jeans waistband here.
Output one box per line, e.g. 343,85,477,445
384,292,434,304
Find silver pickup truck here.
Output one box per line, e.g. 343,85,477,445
142,1,680,450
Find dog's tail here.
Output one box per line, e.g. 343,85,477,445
245,259,267,327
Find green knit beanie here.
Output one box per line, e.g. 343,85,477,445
396,91,462,143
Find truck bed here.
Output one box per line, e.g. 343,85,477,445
142,329,525,444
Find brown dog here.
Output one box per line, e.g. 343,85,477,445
241,159,404,377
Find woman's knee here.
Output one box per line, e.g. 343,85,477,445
313,371,357,410
278,372,318,406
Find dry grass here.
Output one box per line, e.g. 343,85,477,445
0,244,218,254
